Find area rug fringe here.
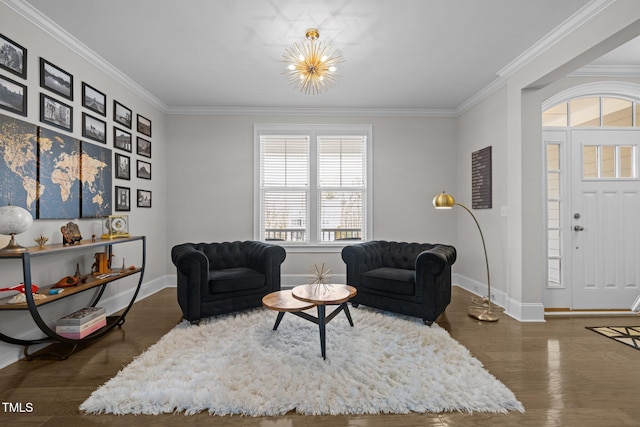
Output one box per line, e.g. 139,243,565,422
80,307,524,416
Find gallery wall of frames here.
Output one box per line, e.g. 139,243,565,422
0,31,153,219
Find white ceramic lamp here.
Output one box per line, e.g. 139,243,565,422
0,205,33,253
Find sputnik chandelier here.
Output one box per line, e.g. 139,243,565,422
283,28,343,95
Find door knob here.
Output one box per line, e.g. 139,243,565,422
574,225,584,231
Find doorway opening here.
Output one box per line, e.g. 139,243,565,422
542,83,640,310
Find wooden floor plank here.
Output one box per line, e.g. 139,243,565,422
0,286,639,426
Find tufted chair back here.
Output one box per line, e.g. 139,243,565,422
357,241,436,271
194,241,259,270
379,241,436,269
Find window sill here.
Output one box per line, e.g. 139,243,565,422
264,243,358,253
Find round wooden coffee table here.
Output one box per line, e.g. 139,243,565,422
262,284,357,360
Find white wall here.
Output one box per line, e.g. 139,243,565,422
454,86,509,301
0,3,167,364
165,114,458,281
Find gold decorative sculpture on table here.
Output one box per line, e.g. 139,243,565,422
308,263,333,292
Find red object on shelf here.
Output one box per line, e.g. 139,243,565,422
0,283,39,294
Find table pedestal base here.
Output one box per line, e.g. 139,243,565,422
272,302,354,359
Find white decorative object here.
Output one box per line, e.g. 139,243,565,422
8,293,47,304
0,205,33,253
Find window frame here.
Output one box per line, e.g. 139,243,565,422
254,124,373,252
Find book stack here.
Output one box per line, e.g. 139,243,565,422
56,307,106,339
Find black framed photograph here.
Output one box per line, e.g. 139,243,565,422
115,153,130,180
113,100,131,128
114,127,132,152
136,136,151,158
0,33,27,78
136,160,151,180
115,186,130,211
40,58,73,100
40,93,72,132
82,82,106,116
0,75,27,116
137,189,152,208
137,114,151,137
82,112,106,143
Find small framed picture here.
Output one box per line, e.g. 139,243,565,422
136,160,151,180
137,189,152,208
0,75,27,116
82,112,106,143
40,93,72,132
40,58,73,100
137,114,151,137
115,186,130,211
0,33,27,79
82,82,106,116
114,127,132,152
113,100,131,128
115,153,130,180
136,136,151,158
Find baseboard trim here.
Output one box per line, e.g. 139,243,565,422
452,273,545,322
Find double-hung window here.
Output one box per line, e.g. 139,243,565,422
254,124,372,247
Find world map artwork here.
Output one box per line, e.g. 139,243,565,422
0,114,112,219
38,127,80,218
80,139,112,217
0,115,37,213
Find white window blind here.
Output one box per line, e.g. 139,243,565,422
260,135,309,242
255,125,371,246
318,136,366,242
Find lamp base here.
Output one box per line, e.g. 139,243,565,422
468,306,499,322
0,234,28,254
471,295,505,312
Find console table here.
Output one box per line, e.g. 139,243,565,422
0,236,146,360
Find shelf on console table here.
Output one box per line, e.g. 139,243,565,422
0,235,146,360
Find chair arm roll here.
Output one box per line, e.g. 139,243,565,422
415,244,457,275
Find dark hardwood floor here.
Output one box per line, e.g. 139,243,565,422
1,286,639,426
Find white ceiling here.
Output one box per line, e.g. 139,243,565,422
16,0,635,113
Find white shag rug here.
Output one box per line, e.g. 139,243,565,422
80,306,524,416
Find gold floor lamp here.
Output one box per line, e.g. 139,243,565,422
433,191,499,322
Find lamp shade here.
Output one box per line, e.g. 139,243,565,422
433,191,455,209
0,205,33,235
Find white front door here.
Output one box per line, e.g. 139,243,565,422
570,130,640,309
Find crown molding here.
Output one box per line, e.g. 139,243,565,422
455,76,508,116
2,0,168,112
496,0,615,79
456,0,614,116
165,106,457,118
570,64,640,77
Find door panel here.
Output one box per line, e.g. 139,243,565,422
571,130,640,309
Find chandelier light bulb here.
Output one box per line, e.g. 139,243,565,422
282,28,343,95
